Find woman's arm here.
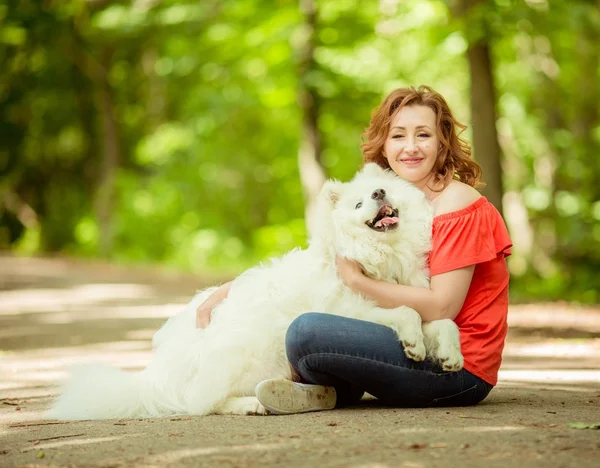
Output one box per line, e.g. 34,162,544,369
337,257,474,321
195,281,232,328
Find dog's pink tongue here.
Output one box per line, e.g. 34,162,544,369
376,217,399,227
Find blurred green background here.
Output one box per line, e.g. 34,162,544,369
1,0,599,303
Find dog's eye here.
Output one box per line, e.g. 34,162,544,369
355,202,362,209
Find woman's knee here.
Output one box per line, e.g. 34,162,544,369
285,313,330,362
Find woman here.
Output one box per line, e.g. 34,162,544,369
198,85,512,413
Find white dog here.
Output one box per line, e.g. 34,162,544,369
47,164,462,420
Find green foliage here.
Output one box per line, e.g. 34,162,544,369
568,422,600,430
1,0,599,302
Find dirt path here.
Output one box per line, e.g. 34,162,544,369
1,255,599,467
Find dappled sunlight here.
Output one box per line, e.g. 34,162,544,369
0,278,186,350
502,339,600,372
504,340,600,359
353,464,402,468
19,434,137,452
111,425,524,467
500,358,600,372
498,369,600,385
0,317,165,351
495,380,598,393
35,303,185,322
5,369,69,386
501,333,600,388
371,426,525,434
462,426,525,432
0,405,54,427
354,464,423,468
508,304,600,333
102,426,527,466
500,306,600,389
0,267,189,354
139,442,290,464
0,284,187,316
1,341,153,397
125,328,159,341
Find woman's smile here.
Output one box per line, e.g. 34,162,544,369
398,156,425,165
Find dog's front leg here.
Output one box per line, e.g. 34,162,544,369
369,306,426,362
422,319,463,371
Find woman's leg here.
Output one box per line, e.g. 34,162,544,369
283,312,492,408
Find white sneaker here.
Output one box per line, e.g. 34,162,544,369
255,378,337,415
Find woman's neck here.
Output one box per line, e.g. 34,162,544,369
415,175,446,202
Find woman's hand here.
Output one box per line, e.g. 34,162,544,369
336,256,365,288
196,282,231,328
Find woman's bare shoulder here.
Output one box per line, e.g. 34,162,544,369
433,181,482,216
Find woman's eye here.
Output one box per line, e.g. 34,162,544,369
355,202,362,209
392,135,404,139
418,133,429,138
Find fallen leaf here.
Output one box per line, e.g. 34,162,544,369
327,422,339,426
409,443,428,450
568,422,600,430
459,443,470,449
37,451,45,459
1,400,19,406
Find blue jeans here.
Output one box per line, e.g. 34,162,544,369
286,313,493,407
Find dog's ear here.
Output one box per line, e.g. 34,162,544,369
319,180,345,207
360,162,387,178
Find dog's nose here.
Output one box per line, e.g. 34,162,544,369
371,188,386,200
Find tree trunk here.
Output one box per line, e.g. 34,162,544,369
297,0,326,237
451,0,504,215
94,47,120,257
467,42,504,214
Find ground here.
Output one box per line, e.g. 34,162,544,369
0,254,599,468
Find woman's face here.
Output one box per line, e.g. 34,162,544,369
383,105,440,189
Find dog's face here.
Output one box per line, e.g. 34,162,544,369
312,163,433,274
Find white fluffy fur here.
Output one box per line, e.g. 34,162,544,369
47,164,463,420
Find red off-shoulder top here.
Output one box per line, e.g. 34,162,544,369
429,197,512,385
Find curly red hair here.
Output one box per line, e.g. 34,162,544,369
361,85,483,190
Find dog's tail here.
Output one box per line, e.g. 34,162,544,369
46,364,179,420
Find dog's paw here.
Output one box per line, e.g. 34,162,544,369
401,338,426,362
437,347,464,372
